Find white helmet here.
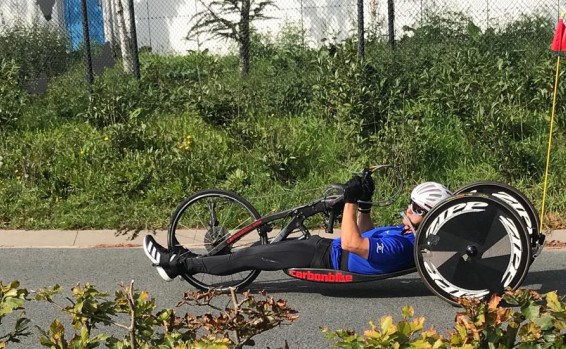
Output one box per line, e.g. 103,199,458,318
411,182,452,212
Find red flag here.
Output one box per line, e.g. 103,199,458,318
551,18,565,52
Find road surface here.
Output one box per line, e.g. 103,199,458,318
0,248,564,348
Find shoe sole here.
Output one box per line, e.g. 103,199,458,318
143,236,174,282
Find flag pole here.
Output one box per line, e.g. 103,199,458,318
539,55,560,233
540,14,565,233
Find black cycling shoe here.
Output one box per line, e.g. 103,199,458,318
143,235,180,282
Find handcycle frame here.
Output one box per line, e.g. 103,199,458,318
176,165,403,260
168,165,542,305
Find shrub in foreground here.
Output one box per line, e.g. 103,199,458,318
3,279,565,348
324,288,566,348
1,280,297,348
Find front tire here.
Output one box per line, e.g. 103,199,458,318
168,189,266,291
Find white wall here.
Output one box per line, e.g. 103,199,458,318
0,0,41,26
133,0,362,53
133,0,233,54
0,0,64,28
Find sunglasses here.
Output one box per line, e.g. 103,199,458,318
409,200,428,216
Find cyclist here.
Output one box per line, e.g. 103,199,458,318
143,178,452,281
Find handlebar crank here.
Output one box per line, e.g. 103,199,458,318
354,164,404,207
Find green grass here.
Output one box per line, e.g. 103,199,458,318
1,108,563,230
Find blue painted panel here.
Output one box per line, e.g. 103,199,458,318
64,0,105,49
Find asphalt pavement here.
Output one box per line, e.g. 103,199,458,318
0,228,565,348
1,248,565,349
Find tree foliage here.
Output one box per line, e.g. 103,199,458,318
188,0,275,75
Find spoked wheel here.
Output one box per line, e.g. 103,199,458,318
415,194,531,306
168,189,266,291
454,181,543,262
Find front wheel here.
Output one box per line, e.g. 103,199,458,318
168,189,266,291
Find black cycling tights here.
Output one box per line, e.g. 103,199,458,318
179,236,333,276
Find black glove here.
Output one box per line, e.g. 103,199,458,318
359,174,375,211
343,176,363,203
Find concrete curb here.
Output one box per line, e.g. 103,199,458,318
0,229,565,249
0,230,156,248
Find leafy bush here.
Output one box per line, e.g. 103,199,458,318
393,12,555,121
85,67,149,128
3,281,297,348
0,60,28,127
5,279,566,348
248,25,317,116
140,52,254,126
43,64,90,121
0,281,29,347
325,288,566,348
139,51,227,115
193,71,247,126
311,40,395,128
367,104,468,187
0,22,72,85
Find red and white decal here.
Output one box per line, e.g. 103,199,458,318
289,270,354,283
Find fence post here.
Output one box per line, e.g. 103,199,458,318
357,0,365,59
387,0,395,50
300,0,305,48
127,0,141,79
81,0,94,92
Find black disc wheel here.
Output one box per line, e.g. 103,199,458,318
454,181,541,261
168,189,266,291
415,194,531,306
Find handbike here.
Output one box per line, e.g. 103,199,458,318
167,166,541,305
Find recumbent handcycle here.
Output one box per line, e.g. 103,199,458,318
166,165,545,305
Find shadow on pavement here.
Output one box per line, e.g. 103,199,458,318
240,266,566,300
522,268,566,295
247,273,434,299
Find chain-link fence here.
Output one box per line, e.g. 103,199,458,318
153,0,563,53
0,0,564,93
0,0,136,94
133,0,563,54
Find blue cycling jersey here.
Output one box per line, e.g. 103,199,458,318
330,225,415,274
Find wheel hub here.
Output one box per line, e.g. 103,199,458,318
204,226,230,253
466,245,478,257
